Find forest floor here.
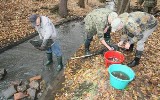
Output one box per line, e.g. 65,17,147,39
0,0,103,50
0,0,160,100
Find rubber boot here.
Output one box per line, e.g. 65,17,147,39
56,56,63,71
84,37,92,55
45,53,53,66
127,50,143,67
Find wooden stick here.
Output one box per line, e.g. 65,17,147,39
71,54,93,59
70,47,110,60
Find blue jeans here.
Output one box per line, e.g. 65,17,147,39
46,42,62,57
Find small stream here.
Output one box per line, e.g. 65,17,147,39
0,20,85,99
0,2,118,99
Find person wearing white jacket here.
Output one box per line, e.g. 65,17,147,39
29,14,63,71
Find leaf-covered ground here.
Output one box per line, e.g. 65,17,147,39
1,0,160,99
55,21,160,99
0,0,102,49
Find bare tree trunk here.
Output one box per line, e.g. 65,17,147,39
124,1,130,12
99,0,106,3
117,0,130,14
59,0,68,18
78,0,85,8
86,0,88,4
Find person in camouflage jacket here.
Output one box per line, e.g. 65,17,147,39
138,0,157,13
84,8,121,55
115,11,158,67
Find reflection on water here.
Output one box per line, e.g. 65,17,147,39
111,71,130,80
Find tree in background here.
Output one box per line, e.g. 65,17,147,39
59,0,68,17
78,0,85,8
117,0,130,14
99,0,106,3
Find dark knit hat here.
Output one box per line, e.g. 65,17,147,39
29,14,39,26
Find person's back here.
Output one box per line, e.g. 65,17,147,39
117,11,158,67
84,8,114,40
124,12,157,32
84,8,120,55
35,16,57,41
84,8,112,30
130,12,157,28
86,8,112,20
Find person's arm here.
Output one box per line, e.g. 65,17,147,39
97,25,113,50
127,28,143,45
126,18,143,43
39,33,43,40
118,28,128,47
124,21,143,49
103,26,110,33
35,26,43,39
38,23,53,51
101,39,113,50
97,31,113,50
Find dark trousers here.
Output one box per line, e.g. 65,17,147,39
85,26,111,50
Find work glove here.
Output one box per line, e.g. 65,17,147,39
30,39,54,50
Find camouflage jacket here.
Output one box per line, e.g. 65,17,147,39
138,0,157,7
84,8,113,41
119,11,158,44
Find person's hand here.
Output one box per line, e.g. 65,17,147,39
108,47,114,51
124,42,130,49
117,41,124,47
104,27,108,33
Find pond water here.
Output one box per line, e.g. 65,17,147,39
111,71,130,80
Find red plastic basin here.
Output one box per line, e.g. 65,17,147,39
104,51,125,68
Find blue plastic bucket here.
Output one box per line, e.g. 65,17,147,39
108,64,135,90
